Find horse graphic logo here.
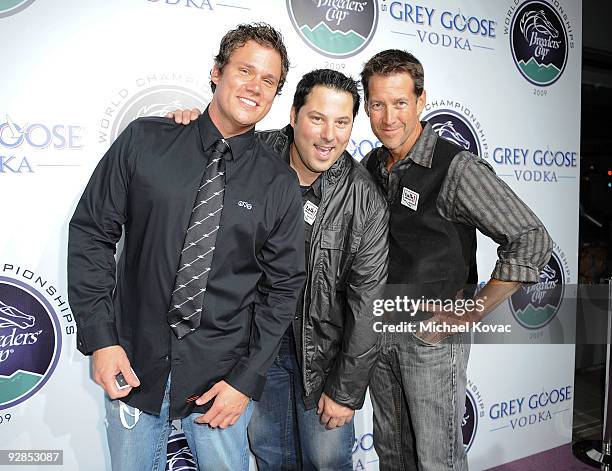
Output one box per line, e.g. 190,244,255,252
423,109,481,157
520,10,559,41
510,1,568,86
0,300,35,329
431,121,470,150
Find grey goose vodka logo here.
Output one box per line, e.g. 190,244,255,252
509,1,568,86
287,0,378,58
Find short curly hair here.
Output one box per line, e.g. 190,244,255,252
211,23,290,95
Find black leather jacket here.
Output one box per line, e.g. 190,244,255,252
258,126,389,409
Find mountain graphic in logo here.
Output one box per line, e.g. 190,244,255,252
510,1,568,86
518,57,562,83
0,370,42,404
0,277,61,410
509,252,564,329
0,0,36,18
300,22,366,55
287,0,377,58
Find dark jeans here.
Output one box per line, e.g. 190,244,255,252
248,332,354,470
371,331,471,471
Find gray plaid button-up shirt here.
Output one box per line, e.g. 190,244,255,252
370,122,552,283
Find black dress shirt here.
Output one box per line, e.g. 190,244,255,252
68,109,306,419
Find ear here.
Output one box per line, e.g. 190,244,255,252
364,100,370,117
416,89,426,116
211,64,221,88
290,106,297,127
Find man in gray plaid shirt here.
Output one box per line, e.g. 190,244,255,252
360,49,552,471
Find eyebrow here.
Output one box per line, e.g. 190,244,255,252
235,61,279,82
308,111,352,120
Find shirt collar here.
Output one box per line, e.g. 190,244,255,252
197,106,255,161
377,121,437,169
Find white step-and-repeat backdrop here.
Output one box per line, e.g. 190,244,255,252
0,1,580,469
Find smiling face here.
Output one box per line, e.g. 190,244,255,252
289,85,354,185
365,72,426,160
208,40,282,137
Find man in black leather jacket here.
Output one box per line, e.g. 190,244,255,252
170,69,388,470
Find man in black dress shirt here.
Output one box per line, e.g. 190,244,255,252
169,69,388,470
67,24,305,471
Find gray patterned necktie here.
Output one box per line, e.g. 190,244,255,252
167,138,229,339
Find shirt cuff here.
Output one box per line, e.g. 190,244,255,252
76,321,119,355
224,359,266,401
491,260,541,283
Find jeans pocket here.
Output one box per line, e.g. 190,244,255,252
409,330,443,347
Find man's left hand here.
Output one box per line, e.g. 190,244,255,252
317,392,354,430
194,380,249,429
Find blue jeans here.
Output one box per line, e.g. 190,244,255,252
104,375,253,471
370,331,471,471
248,333,354,470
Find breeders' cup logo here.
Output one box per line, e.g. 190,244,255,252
0,277,61,410
423,101,488,158
509,1,568,86
0,0,36,18
99,76,212,146
463,380,485,452
287,0,378,58
166,428,196,471
462,390,477,451
510,249,564,329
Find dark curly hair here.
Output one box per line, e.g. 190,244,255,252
292,69,360,119
211,23,290,95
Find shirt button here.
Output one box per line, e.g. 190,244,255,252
294,316,299,320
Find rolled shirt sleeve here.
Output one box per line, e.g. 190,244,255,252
438,152,553,284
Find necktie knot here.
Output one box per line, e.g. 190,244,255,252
212,139,229,157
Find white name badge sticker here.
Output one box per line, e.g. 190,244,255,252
401,187,419,211
303,200,318,225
